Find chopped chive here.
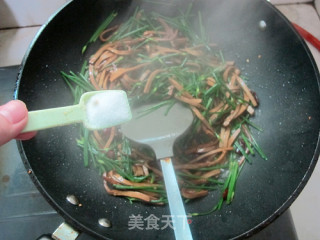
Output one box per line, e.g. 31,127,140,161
136,100,174,118
250,135,268,160
182,185,218,190
190,198,223,216
151,198,168,204
82,11,118,54
177,172,223,184
226,161,238,204
234,141,252,164
204,83,220,96
219,50,225,63
241,133,255,155
113,185,165,193
141,0,176,6
241,116,263,132
127,197,138,204
80,60,88,75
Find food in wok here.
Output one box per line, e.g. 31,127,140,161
62,6,266,215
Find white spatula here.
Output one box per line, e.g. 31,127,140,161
121,102,194,240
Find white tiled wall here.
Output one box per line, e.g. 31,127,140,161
0,0,71,67
0,27,40,67
0,0,70,28
316,0,320,13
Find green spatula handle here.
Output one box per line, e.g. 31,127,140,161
22,104,84,133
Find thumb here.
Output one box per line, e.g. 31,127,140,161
0,100,29,146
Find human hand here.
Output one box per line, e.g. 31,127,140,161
0,100,36,146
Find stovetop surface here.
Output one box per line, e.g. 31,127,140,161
0,66,298,240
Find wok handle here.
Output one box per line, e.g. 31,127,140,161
292,22,320,51
52,222,80,240
160,157,193,240
36,235,54,240
22,104,83,133
35,222,79,240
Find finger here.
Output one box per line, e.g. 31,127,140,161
0,100,29,146
16,131,37,140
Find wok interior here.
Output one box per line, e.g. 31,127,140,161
17,0,320,239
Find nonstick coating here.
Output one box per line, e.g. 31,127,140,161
16,0,320,239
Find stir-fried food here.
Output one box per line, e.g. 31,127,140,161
62,7,266,215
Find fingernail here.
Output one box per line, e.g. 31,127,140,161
0,100,27,124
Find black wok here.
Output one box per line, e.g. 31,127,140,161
15,0,320,239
